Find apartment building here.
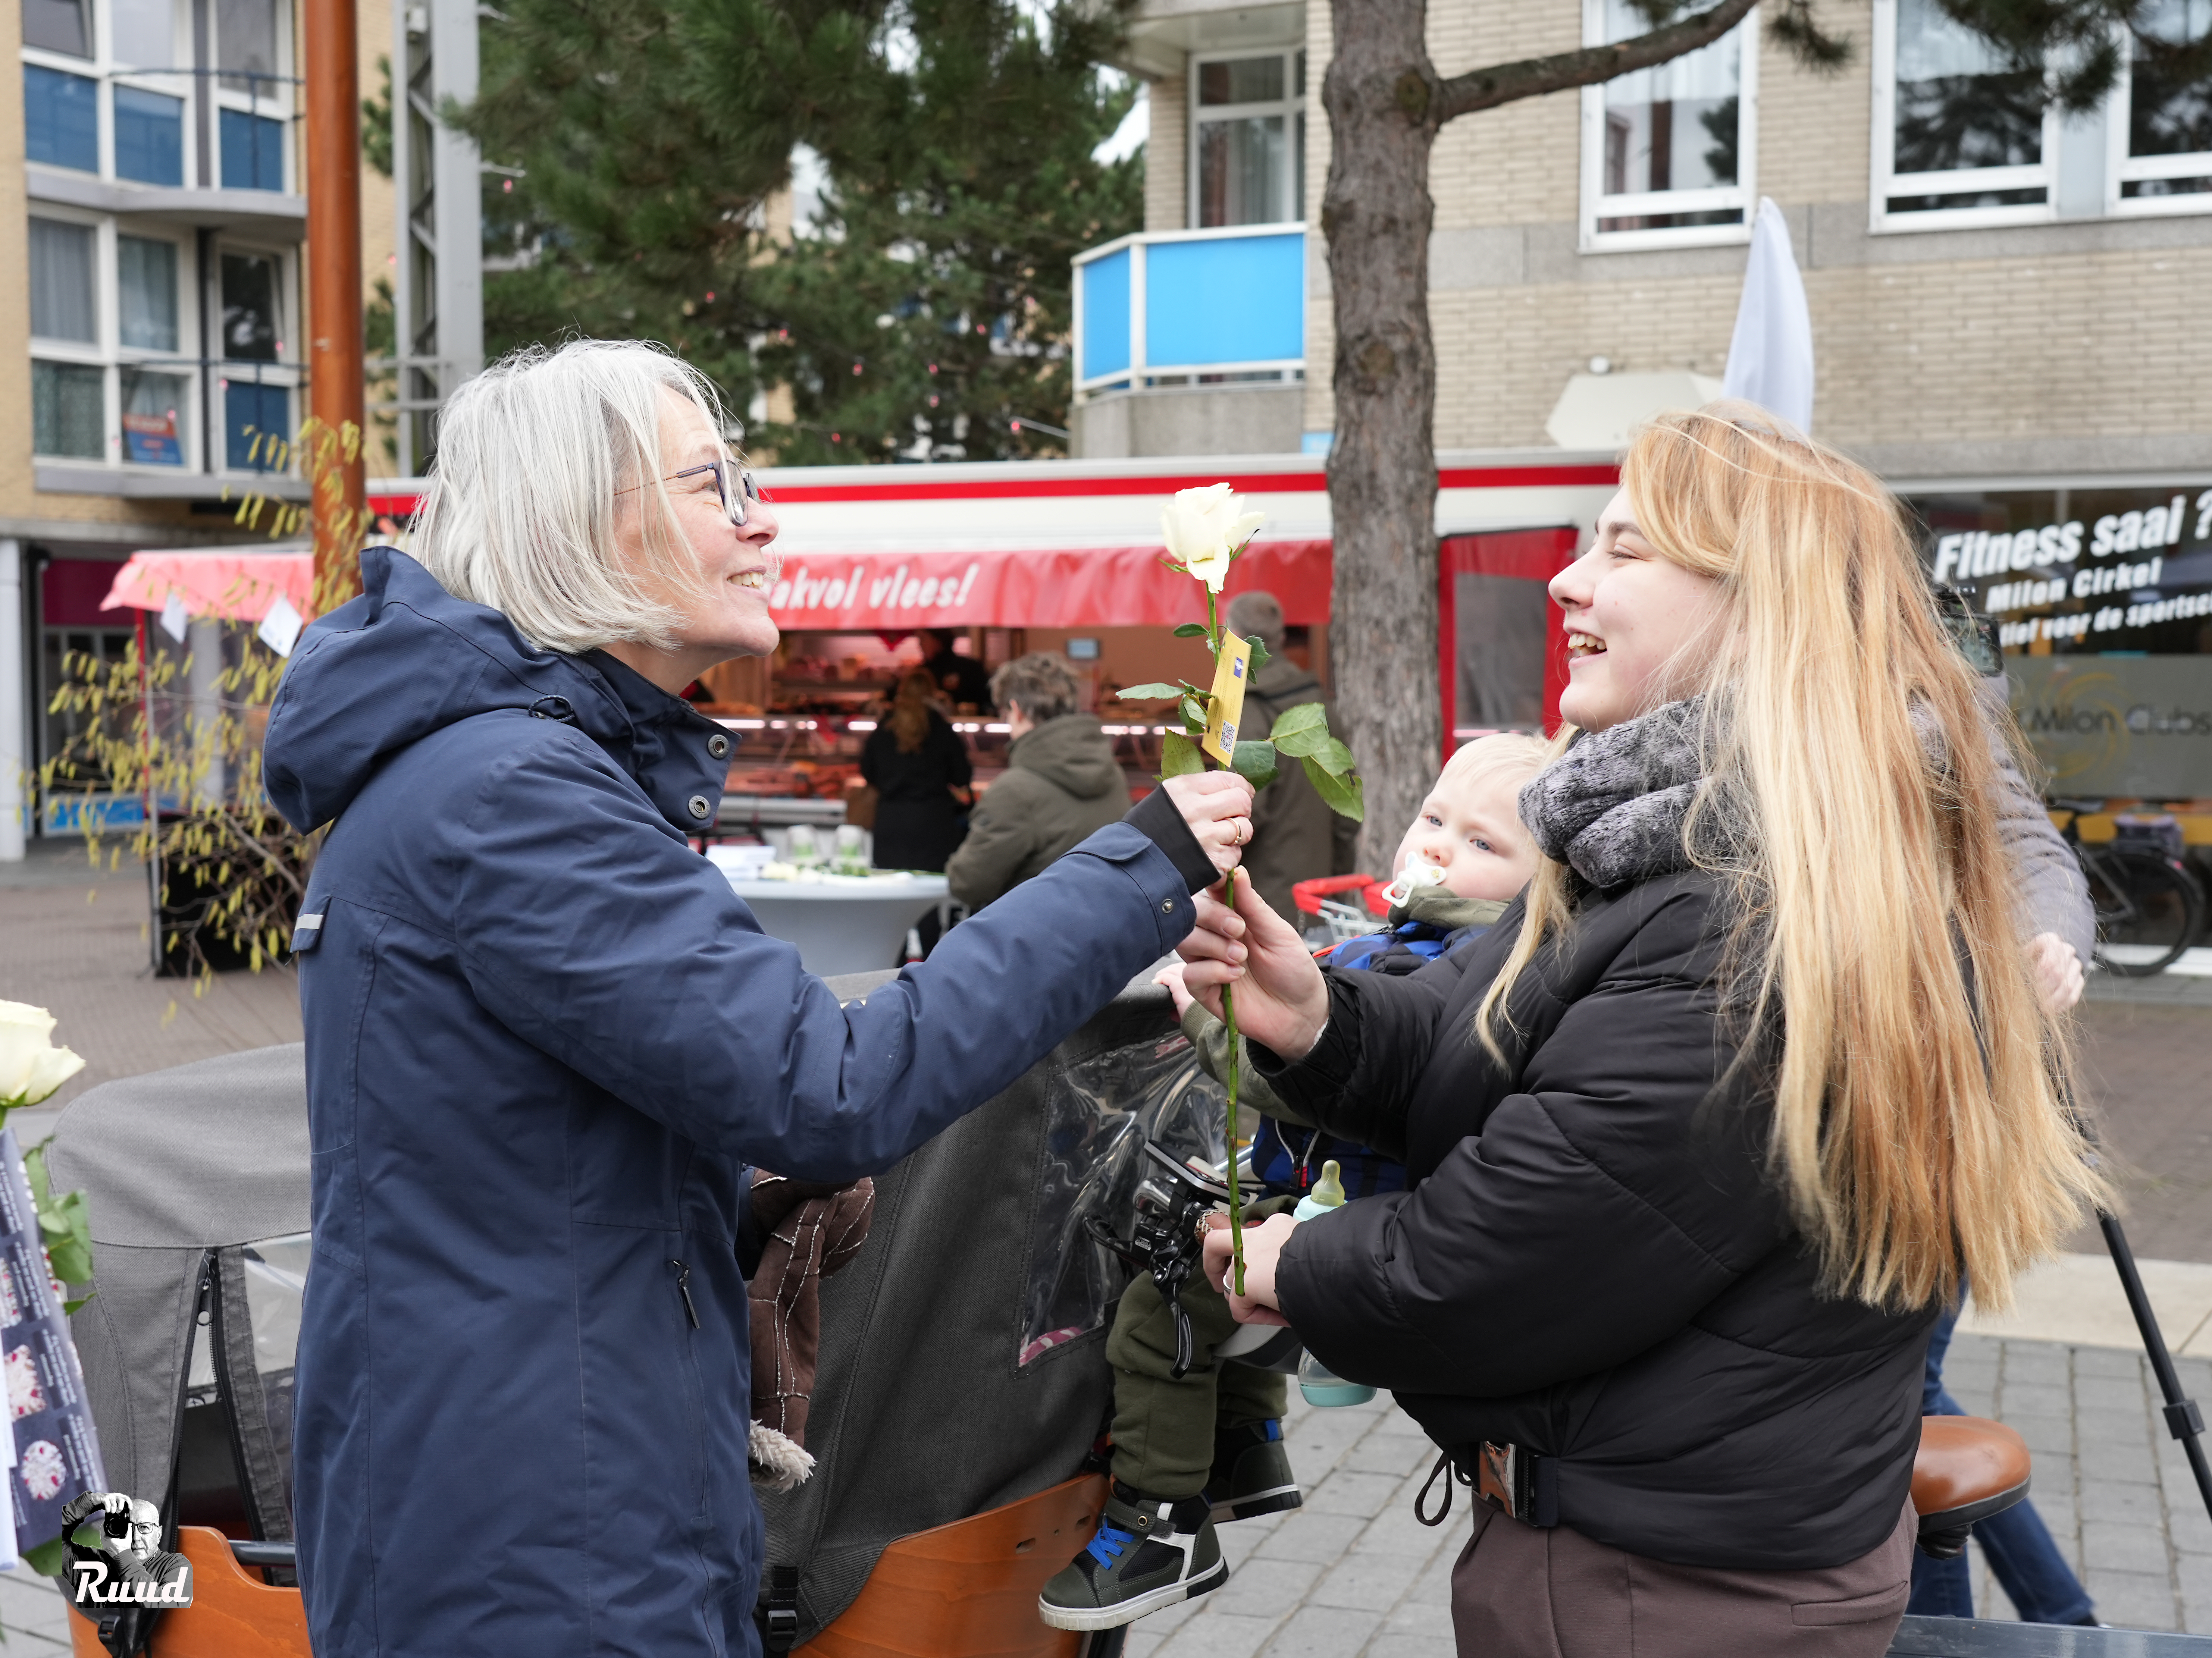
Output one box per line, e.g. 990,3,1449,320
2,0,394,839
1073,0,2212,797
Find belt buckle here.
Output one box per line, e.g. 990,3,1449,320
1477,1441,1522,1520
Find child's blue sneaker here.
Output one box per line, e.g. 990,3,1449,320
1037,1481,1225,1630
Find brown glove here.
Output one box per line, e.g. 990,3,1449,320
746,1170,875,1491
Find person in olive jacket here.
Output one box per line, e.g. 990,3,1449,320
1180,408,2109,1658
946,653,1130,910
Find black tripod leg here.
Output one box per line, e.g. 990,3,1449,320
2101,1211,2212,1528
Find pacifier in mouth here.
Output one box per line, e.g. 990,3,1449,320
1380,863,1448,908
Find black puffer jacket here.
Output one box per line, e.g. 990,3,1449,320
1263,867,1937,1572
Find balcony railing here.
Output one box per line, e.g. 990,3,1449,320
1072,224,1306,398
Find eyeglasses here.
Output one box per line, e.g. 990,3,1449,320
621,456,766,528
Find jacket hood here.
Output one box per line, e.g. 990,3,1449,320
263,545,729,834
1008,714,1122,800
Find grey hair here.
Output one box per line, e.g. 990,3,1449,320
1225,590,1286,650
990,653,1082,724
409,339,733,654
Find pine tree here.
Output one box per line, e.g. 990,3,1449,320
743,0,1141,463
454,0,1138,458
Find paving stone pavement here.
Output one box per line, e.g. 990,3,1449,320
1118,1332,2212,1656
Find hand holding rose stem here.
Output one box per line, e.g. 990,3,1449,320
1132,484,1366,1298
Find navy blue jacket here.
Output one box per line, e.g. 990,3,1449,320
263,549,1208,1658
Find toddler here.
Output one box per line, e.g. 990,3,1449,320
1038,734,1547,1633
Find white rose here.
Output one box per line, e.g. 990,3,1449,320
0,1003,85,1108
1161,483,1266,594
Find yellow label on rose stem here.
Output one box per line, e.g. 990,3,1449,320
1201,633,1253,766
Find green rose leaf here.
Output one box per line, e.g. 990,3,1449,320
1269,701,1332,757
23,1538,68,1578
1118,683,1184,701
1178,695,1208,733
1239,632,1272,677
62,1293,95,1316
1159,733,1206,778
1230,741,1279,789
1172,623,1209,640
1303,755,1365,821
1307,736,1357,778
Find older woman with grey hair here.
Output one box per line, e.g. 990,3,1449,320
261,340,1254,1658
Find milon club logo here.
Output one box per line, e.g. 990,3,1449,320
61,1492,192,1608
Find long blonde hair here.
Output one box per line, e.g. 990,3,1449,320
1477,406,2106,1314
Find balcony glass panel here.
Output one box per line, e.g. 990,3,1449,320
222,251,280,359
22,0,89,57
120,368,188,465
34,362,105,458
220,108,285,190
225,380,289,470
1080,247,1131,381
119,236,181,351
115,87,185,185
24,65,98,172
30,219,97,342
1146,233,1303,370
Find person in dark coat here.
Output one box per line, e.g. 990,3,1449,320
945,653,1128,911
259,339,1257,1658
861,671,971,870
919,628,994,712
1180,407,2109,1658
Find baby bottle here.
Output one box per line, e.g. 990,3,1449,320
1291,1161,1377,1407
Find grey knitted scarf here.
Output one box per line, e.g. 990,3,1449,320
1517,698,1716,890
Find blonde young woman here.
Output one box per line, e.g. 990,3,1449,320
1180,407,2106,1657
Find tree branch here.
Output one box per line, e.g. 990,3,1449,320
1433,0,1760,125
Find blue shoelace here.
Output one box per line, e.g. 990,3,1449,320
1085,1521,1134,1568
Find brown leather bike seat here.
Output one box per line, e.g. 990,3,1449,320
1912,1416,2031,1558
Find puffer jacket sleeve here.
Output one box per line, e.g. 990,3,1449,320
447,731,1196,1180
1273,888,1788,1398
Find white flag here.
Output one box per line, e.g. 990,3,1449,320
1721,198,1815,432
258,594,303,659
159,591,188,644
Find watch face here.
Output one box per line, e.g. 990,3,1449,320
1934,585,2003,677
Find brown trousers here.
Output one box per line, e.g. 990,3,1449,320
1452,1497,1915,1658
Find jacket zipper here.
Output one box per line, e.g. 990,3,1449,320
670,1259,700,1329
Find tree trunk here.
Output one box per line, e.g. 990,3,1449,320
1322,0,1439,874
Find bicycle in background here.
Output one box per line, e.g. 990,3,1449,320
2052,800,2206,976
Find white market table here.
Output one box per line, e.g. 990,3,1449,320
724,873,952,977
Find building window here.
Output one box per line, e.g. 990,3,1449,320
113,85,184,184
33,362,105,458
24,64,98,171
22,0,88,57
119,367,188,465
2114,1,2212,208
1873,0,2054,229
117,234,178,350
223,381,288,470
30,218,97,342
1579,0,1755,249
221,251,280,359
219,107,284,190
1189,50,1306,227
